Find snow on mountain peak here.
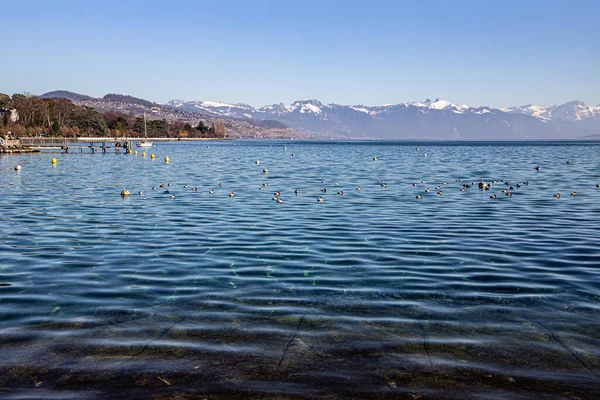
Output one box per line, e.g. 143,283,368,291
289,100,324,114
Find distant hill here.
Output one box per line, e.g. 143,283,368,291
40,90,96,101
103,94,156,108
37,89,307,139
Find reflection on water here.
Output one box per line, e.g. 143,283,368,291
1,141,600,399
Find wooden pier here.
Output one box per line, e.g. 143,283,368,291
19,138,135,153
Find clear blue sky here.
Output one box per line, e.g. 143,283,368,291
2,0,599,108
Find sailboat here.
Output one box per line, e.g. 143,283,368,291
136,113,153,148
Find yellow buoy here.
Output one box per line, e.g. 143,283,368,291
134,150,138,155
128,149,132,154
151,154,155,159
165,156,170,163
142,152,146,157
51,158,57,164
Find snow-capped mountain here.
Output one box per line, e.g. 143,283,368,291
502,100,600,122
166,98,600,139
166,99,256,119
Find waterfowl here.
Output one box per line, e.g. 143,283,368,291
460,188,466,192
493,180,497,184
160,184,166,188
337,191,344,195
192,187,197,192
535,165,540,171
597,184,600,188
152,186,156,190
416,194,422,199
356,187,361,191
423,154,427,157
138,191,143,195
415,147,419,151
277,198,283,203
263,182,268,187
263,168,268,173
335,181,340,186
412,183,417,187
509,186,514,190
425,188,430,193
507,192,513,197
570,192,577,196
373,157,377,161
516,184,521,188
456,179,461,182
168,183,172,186
524,181,529,185
284,147,287,150
260,187,265,191
14,164,21,171
255,160,260,164
478,180,487,190
219,183,223,187
554,193,561,198
435,185,440,190
170,194,176,199
490,194,497,199
121,189,130,197
291,153,295,157
381,183,387,188
377,179,382,183
442,181,446,185
183,185,188,188
272,196,279,201
567,160,571,164
164,190,170,194
274,191,281,197
321,188,327,193
295,189,299,195
437,191,442,195
209,190,214,194
421,180,425,184
317,197,323,202
502,189,508,193
321,180,326,184
229,192,235,198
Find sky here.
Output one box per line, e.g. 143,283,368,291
1,0,599,108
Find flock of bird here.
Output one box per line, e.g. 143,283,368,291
11,147,600,202
110,147,599,203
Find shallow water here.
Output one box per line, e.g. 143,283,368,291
1,141,600,399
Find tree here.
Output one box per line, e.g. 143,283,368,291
52,120,60,135
0,93,11,109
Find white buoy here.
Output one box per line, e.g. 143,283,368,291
14,164,21,171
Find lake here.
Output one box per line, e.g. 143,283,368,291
1,140,599,399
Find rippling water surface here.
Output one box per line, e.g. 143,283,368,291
1,141,600,399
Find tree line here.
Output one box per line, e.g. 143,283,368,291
0,93,226,139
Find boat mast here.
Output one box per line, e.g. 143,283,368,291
144,113,148,140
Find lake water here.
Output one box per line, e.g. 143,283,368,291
1,141,599,399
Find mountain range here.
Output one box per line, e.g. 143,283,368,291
40,91,600,140
166,98,600,140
